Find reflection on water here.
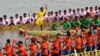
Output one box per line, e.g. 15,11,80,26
0,31,21,45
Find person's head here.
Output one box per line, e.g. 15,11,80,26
98,7,100,11
58,10,61,15
6,39,10,44
85,7,89,11
19,16,22,21
69,8,72,13
67,31,71,37
85,13,90,18
88,31,92,36
73,9,76,13
18,41,23,47
0,17,3,22
69,16,73,19
75,16,78,20
77,8,80,12
90,7,93,11
64,17,68,22
40,7,44,12
31,38,35,43
15,14,19,18
55,11,58,16
33,13,36,17
80,16,84,19
48,12,51,16
10,16,13,20
42,37,47,42
3,15,7,19
63,10,67,14
81,8,84,12
51,11,54,15
95,6,98,11
56,33,60,39
23,13,27,17
94,15,98,19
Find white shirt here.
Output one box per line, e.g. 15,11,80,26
13,18,20,25
54,15,59,21
30,16,37,24
44,15,51,22
71,13,77,19
2,19,6,25
97,10,100,15
58,14,63,18
84,10,90,15
0,21,4,26
62,13,69,19
76,12,81,16
67,12,73,17
3,19,10,25
94,10,99,15
59,13,63,19
50,15,55,22
22,17,29,24
19,20,24,25
80,11,86,16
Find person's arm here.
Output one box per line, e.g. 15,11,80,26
6,19,10,25
92,19,95,25
37,40,41,43
77,20,81,27
63,42,68,49
68,22,71,30
72,20,79,27
88,19,91,27
45,2,47,10
43,3,47,16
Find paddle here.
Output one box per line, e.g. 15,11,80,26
70,32,77,56
81,31,87,56
91,28,98,56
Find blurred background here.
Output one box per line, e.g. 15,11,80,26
0,0,100,17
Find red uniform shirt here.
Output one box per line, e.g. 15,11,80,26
29,43,38,56
51,40,61,54
17,45,27,56
97,34,100,45
97,27,100,45
41,41,49,55
4,44,14,56
75,37,82,49
86,35,94,47
64,38,72,50
0,51,2,56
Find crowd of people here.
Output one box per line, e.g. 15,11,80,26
0,5,100,56
0,29,100,56
0,6,100,30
